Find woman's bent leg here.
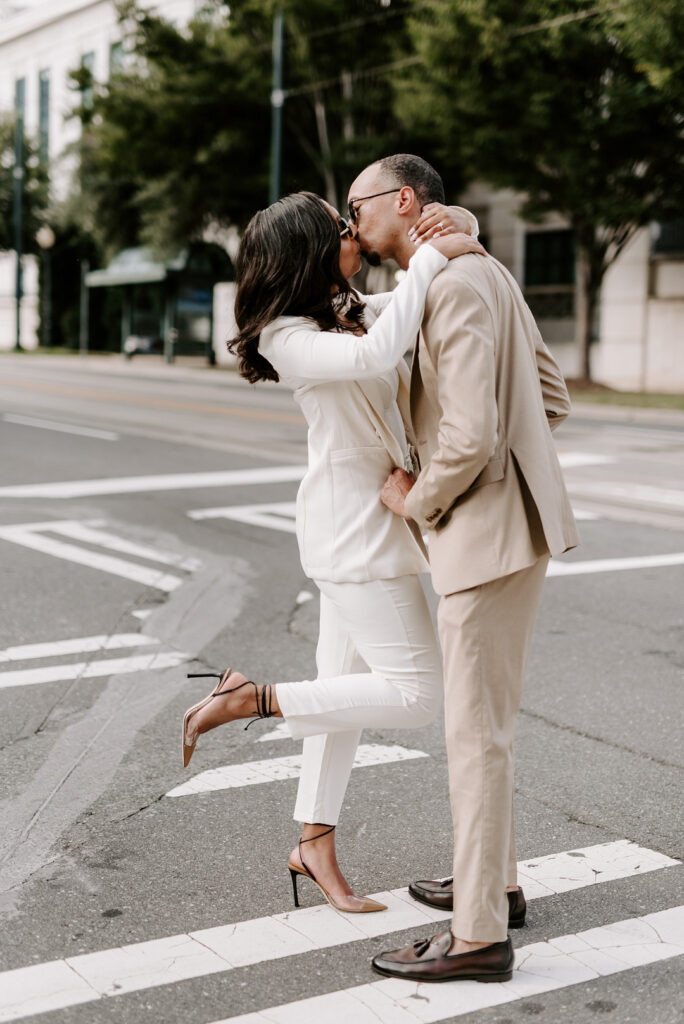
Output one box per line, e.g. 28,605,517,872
293,590,364,825
276,576,442,739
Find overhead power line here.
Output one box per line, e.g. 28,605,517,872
283,2,628,99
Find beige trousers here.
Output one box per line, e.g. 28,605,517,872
437,555,549,942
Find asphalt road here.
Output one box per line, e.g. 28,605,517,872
0,353,682,1024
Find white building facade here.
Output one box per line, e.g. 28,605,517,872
459,182,684,392
0,0,197,350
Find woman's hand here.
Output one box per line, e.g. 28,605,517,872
428,232,486,260
409,203,475,245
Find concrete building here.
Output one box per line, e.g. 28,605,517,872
0,0,197,352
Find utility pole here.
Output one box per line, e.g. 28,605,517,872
269,10,284,205
79,259,90,355
13,79,25,352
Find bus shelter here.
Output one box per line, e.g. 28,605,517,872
85,242,233,363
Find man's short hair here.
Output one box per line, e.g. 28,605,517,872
376,154,445,205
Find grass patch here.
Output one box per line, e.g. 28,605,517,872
567,379,684,412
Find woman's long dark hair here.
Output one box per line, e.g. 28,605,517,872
229,191,365,383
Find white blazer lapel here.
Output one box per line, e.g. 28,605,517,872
355,379,407,469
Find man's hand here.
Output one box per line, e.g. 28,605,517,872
381,468,416,519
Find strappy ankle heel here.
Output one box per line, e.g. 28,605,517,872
287,826,387,915
182,669,277,767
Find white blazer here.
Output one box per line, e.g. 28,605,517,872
259,243,449,583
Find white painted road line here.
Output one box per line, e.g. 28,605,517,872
0,465,307,499
548,552,684,576
0,633,157,663
3,413,119,441
189,504,598,532
567,481,684,510
0,650,190,690
0,842,677,1022
557,452,617,469
51,520,201,570
215,906,684,1024
165,744,428,797
0,521,184,591
257,722,293,743
188,502,298,534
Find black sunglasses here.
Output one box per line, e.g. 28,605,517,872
347,188,401,224
338,217,355,239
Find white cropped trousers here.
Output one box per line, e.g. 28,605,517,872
274,575,442,826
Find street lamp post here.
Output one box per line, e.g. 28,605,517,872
269,11,284,205
13,86,24,352
36,224,55,348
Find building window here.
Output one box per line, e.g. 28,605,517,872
109,41,124,73
524,229,575,319
81,51,95,109
14,77,26,117
654,218,684,256
38,68,50,163
524,230,575,287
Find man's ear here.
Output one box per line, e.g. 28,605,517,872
396,186,418,218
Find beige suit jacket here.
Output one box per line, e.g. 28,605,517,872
403,253,580,596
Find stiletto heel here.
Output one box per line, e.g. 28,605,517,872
289,867,300,908
181,669,277,767
286,826,387,915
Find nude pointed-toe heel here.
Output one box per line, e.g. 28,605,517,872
181,670,229,768
181,670,278,767
287,826,387,914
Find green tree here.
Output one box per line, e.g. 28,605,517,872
400,0,684,378
610,0,684,99
0,114,49,254
69,0,438,254
69,0,273,255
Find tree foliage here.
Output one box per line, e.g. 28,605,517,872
71,0,272,254
0,115,49,254
609,0,684,99
399,0,684,376
71,0,434,254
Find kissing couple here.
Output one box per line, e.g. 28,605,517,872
182,153,578,982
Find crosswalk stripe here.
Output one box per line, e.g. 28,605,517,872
0,466,307,499
0,633,157,663
257,722,293,743
188,502,298,534
0,651,190,690
547,552,684,576
165,744,429,797
0,841,676,1021
49,520,201,570
0,522,184,591
557,452,617,468
214,905,684,1024
567,481,684,510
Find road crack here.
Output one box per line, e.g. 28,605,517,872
519,707,684,771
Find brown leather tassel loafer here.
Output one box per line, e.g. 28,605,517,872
408,880,527,928
371,929,514,983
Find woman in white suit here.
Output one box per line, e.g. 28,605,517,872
182,191,482,913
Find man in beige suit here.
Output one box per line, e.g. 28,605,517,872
347,154,580,983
